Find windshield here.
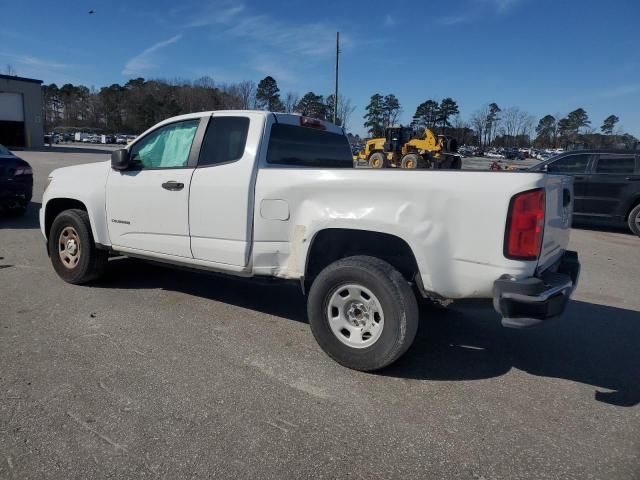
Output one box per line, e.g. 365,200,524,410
0,144,13,156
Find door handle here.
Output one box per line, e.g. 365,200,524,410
574,176,586,180
161,181,184,191
625,176,640,181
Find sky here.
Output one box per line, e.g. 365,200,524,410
1,0,639,137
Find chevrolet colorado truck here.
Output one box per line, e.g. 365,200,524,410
40,111,580,371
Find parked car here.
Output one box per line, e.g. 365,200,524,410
530,149,640,235
0,144,33,216
40,111,580,371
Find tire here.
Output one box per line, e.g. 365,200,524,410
628,203,640,236
400,154,420,169
48,209,108,284
307,256,419,371
450,155,462,170
368,152,387,169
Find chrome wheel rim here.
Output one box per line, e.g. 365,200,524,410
635,212,640,229
326,284,384,349
58,226,81,269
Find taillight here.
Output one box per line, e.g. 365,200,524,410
13,166,33,176
505,188,545,260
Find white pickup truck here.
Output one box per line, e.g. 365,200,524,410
40,111,580,371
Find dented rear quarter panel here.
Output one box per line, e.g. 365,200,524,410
252,169,560,299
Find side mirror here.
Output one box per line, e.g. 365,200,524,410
111,149,129,170
541,164,549,172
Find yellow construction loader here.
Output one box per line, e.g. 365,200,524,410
354,126,461,169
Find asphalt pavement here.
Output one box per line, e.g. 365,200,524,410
1,145,638,479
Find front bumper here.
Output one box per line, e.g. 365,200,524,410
493,251,580,328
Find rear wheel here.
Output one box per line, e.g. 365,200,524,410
628,204,640,236
48,209,108,284
400,154,420,169
307,256,419,371
368,152,387,169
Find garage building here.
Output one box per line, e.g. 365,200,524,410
0,74,43,148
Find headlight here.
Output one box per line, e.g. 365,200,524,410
44,175,53,193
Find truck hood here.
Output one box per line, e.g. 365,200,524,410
50,160,111,181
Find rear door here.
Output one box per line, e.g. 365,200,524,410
188,112,262,266
545,153,592,214
585,154,639,220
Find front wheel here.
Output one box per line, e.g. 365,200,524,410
48,209,108,284
307,256,419,371
628,204,640,236
368,152,387,169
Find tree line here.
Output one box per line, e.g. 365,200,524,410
41,71,637,150
361,93,637,149
42,75,356,134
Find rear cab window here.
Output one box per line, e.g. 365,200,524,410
266,123,353,168
595,155,637,174
198,116,250,167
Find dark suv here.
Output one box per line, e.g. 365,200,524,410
530,150,640,236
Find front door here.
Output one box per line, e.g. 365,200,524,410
106,118,202,258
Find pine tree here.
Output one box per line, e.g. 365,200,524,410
600,115,619,135
411,100,439,130
255,76,284,112
295,92,327,119
437,98,459,133
363,94,385,137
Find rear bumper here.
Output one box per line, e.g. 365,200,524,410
493,250,580,328
0,179,32,207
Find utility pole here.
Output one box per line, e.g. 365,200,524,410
333,31,339,125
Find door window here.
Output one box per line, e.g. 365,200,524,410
547,154,590,174
130,119,199,169
198,117,250,167
595,155,636,174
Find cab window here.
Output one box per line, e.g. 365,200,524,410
547,154,590,174
266,124,353,168
198,117,250,167
130,119,199,169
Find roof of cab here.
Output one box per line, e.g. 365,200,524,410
152,110,344,135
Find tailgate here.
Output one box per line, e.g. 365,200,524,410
537,174,574,272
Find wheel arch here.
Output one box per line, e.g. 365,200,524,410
44,197,110,251
624,194,640,221
303,228,421,291
44,198,88,240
